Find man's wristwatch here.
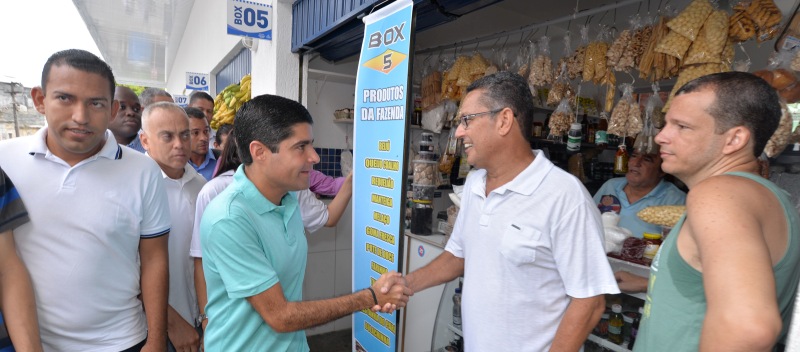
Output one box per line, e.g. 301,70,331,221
197,313,208,327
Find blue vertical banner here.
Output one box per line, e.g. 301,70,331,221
352,0,414,351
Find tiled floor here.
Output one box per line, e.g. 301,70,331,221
307,329,351,352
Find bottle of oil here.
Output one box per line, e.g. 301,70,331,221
614,144,629,175
608,304,624,344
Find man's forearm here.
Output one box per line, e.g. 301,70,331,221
0,259,43,352
194,259,208,317
140,236,169,345
550,295,605,352
405,251,464,293
261,290,375,333
325,175,352,227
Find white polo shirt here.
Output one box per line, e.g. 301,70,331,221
0,128,171,351
159,162,206,326
190,169,330,258
445,150,619,351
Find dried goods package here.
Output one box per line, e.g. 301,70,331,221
684,10,729,65
666,0,713,41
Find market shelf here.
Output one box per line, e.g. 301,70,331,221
607,257,649,301
587,333,632,352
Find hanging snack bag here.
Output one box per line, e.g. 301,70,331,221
647,83,666,129
528,35,554,87
666,0,713,41
764,100,794,158
548,98,575,137
569,26,590,80
683,10,729,66
609,83,635,137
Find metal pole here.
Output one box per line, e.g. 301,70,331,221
9,83,20,137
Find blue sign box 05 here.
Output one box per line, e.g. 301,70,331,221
227,0,273,40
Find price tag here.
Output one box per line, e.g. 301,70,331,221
186,72,209,91
227,0,272,40
174,95,189,107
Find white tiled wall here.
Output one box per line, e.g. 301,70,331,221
304,200,354,336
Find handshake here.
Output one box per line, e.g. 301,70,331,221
369,271,414,313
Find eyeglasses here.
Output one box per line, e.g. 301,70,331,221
458,108,504,129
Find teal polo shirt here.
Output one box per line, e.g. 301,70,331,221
593,178,687,238
201,165,309,352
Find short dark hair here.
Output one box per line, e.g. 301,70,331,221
190,91,214,105
140,88,172,107
233,94,314,165
466,71,535,142
41,49,115,97
214,131,241,178
183,106,206,120
215,123,233,146
676,71,781,157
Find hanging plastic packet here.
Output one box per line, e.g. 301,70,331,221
528,35,554,87
516,43,531,77
683,9,728,66
547,62,571,107
590,25,612,84
548,98,575,138
631,15,654,68
609,83,635,137
568,26,589,80
647,83,666,129
607,18,633,71
557,31,572,77
764,100,794,157
421,57,442,110
440,55,458,101
499,47,511,72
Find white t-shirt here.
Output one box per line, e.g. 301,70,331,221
445,150,619,352
0,129,171,351
160,163,206,326
190,169,330,258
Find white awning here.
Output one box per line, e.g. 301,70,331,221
72,0,195,87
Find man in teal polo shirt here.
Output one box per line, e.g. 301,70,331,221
200,94,410,351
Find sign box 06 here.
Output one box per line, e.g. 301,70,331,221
186,72,209,91
227,0,273,40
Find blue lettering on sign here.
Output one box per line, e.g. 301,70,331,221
234,6,242,25
227,0,272,40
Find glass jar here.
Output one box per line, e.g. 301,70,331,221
642,232,663,264
410,200,433,235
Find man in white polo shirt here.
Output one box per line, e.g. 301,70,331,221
0,49,171,351
399,72,619,351
141,102,207,352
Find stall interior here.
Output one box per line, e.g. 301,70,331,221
301,0,800,345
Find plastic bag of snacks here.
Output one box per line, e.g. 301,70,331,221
584,25,612,84
568,26,589,80
528,35,554,87
421,58,442,110
516,43,531,77
764,100,794,158
548,98,575,138
666,0,713,42
683,10,729,65
609,83,639,137
547,63,572,107
646,83,666,129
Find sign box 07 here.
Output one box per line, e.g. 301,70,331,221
227,0,273,40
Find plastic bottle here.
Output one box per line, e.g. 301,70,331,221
452,288,462,328
595,112,609,147
629,307,642,349
614,144,629,175
608,304,624,344
567,123,582,152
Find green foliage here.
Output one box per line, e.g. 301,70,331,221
118,84,145,96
